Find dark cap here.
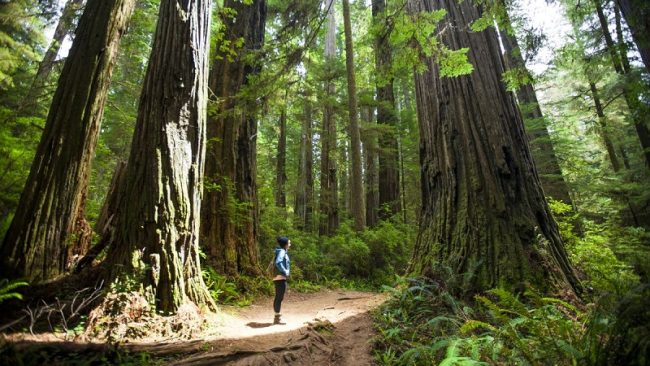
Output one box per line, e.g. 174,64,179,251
277,236,289,247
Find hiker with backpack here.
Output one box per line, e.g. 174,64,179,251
273,236,291,324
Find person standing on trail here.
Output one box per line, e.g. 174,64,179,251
273,236,291,324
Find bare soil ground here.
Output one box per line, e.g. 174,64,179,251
1,289,387,365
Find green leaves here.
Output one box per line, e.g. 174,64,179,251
501,67,533,91
390,9,472,78
439,48,474,78
0,278,29,303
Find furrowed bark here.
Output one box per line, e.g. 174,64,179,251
0,0,135,282
408,0,581,295
106,0,215,312
497,9,573,205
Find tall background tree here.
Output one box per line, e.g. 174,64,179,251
318,0,339,236
201,0,267,276
342,0,365,231
373,0,401,219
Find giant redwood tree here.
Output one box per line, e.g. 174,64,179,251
0,0,135,282
200,0,267,276
105,0,214,312
408,0,580,294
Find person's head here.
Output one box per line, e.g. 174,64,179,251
277,236,291,250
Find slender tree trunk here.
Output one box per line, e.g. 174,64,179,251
497,12,573,205
594,0,650,167
319,0,339,236
615,0,650,73
275,91,288,208
590,82,622,172
106,0,214,312
362,106,379,227
0,0,135,282
373,0,401,220
19,0,85,116
408,0,580,294
399,134,407,223
613,3,631,74
342,0,364,231
201,0,266,275
340,139,350,217
295,92,314,230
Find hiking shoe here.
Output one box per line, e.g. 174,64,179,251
274,314,282,324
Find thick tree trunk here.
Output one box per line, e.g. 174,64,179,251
319,0,339,236
342,0,364,231
295,93,314,231
594,0,650,168
373,0,401,220
275,93,287,208
106,0,214,313
19,0,85,116
497,15,573,205
615,0,650,73
363,106,379,227
408,0,580,294
0,0,135,282
201,0,266,275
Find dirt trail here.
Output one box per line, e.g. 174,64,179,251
1,289,387,365
162,289,387,365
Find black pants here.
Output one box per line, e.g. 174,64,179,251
273,279,287,313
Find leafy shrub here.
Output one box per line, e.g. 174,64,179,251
258,200,417,288
202,269,272,306
584,284,650,366
549,199,642,293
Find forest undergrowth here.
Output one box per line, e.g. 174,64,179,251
372,201,650,366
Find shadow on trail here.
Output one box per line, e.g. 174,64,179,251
245,321,277,328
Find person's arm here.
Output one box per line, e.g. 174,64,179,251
275,249,289,276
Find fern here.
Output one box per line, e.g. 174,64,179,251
0,278,28,303
460,319,497,334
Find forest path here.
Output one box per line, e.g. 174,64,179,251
1,289,387,365
158,289,388,365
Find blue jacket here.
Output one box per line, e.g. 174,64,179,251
274,247,290,277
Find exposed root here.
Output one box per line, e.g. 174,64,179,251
85,292,209,343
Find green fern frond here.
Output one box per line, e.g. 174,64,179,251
460,320,497,334
0,278,28,304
